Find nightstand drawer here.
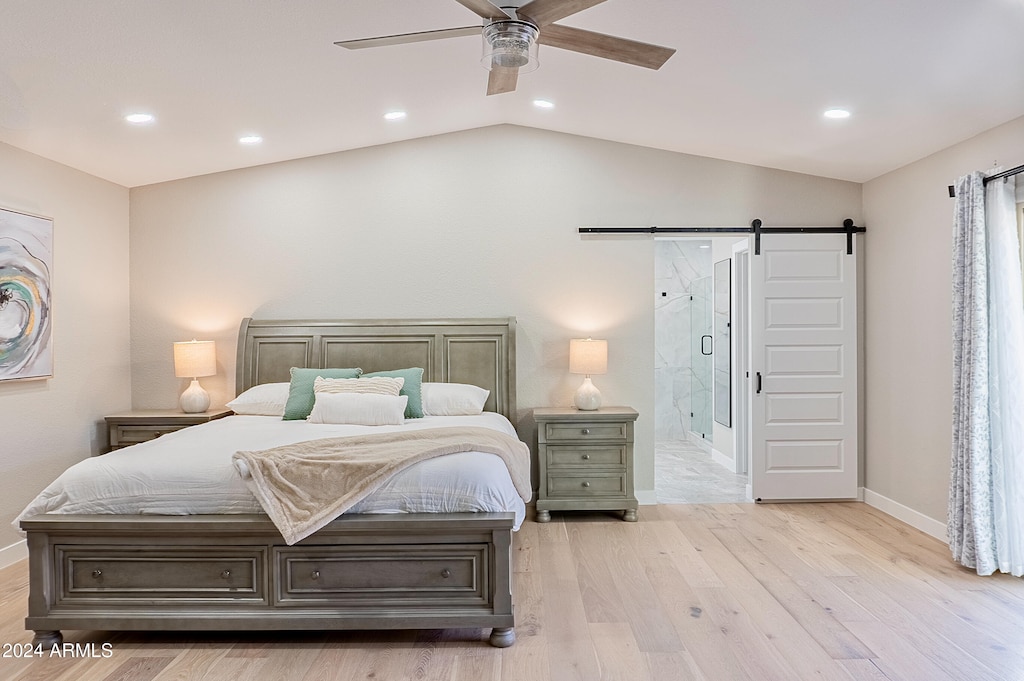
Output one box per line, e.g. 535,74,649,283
113,424,183,446
105,409,232,452
544,422,627,442
546,473,627,498
546,445,627,468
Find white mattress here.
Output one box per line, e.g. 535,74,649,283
14,413,527,531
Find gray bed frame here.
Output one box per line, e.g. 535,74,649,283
22,317,519,648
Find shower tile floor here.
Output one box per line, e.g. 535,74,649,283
656,439,750,504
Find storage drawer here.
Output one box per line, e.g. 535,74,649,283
112,424,183,446
274,544,489,607
546,473,627,498
544,421,627,442
57,546,266,604
546,445,627,468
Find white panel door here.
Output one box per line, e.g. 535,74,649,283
750,233,858,500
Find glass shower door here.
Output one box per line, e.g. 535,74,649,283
690,275,712,440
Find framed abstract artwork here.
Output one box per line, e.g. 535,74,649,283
0,207,53,381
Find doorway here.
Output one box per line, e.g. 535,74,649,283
654,237,749,503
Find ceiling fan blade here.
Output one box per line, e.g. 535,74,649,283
335,25,481,49
486,66,519,95
517,0,607,26
453,0,514,21
538,23,675,69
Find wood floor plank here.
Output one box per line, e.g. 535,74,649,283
643,518,724,588
566,523,629,624
643,651,707,681
836,658,892,680
3,503,1023,681
840,620,961,681
299,635,376,681
95,656,174,681
512,515,539,573
834,553,1024,679
713,524,875,659
741,504,861,578
586,523,684,652
589,622,650,681
638,555,758,680
148,643,233,681
539,539,601,681
452,652,499,681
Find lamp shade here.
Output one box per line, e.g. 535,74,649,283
569,338,608,375
173,340,216,379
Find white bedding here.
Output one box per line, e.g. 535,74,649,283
14,413,527,531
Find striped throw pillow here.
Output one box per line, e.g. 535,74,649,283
313,375,405,396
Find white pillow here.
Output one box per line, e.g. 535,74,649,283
421,382,490,416
313,375,405,396
307,392,408,426
226,382,290,416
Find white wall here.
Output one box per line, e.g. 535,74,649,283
710,236,746,467
863,114,1024,527
129,124,862,497
0,142,130,561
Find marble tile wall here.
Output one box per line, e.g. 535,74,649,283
654,240,712,443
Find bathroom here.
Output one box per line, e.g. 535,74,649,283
654,238,749,503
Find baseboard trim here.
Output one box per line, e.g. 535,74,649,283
0,539,27,569
863,488,947,543
710,447,736,473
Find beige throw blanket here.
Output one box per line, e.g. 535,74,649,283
232,426,532,545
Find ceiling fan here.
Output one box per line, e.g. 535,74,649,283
334,0,676,96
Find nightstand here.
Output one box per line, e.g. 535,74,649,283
533,406,639,523
104,408,232,451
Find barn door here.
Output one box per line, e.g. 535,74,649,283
750,233,858,500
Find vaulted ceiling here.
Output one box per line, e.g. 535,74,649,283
2,0,1023,187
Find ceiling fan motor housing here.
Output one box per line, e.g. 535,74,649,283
482,19,539,71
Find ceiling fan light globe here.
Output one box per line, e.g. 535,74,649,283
481,20,539,73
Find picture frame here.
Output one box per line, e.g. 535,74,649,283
0,206,53,382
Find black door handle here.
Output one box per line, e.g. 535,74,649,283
701,335,712,356
756,371,762,394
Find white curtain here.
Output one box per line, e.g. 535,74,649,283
949,170,1024,577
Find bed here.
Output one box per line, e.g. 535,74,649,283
18,317,523,648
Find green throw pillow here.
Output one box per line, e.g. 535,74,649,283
363,367,424,418
283,367,362,420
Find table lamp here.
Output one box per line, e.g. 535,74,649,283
173,339,216,413
569,338,607,411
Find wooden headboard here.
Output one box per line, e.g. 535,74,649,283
236,317,516,420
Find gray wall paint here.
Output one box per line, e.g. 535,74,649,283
863,114,1024,523
0,142,130,556
129,124,862,497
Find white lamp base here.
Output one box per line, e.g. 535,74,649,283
573,376,602,411
180,379,211,414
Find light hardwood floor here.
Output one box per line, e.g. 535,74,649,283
2,503,1022,681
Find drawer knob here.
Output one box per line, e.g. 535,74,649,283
581,454,591,460
311,570,320,580
582,481,591,488
221,570,231,579
581,428,591,435
441,569,452,579
91,569,103,579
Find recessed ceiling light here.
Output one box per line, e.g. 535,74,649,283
532,99,555,109
124,113,154,124
384,111,407,121
238,135,263,145
823,108,851,119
